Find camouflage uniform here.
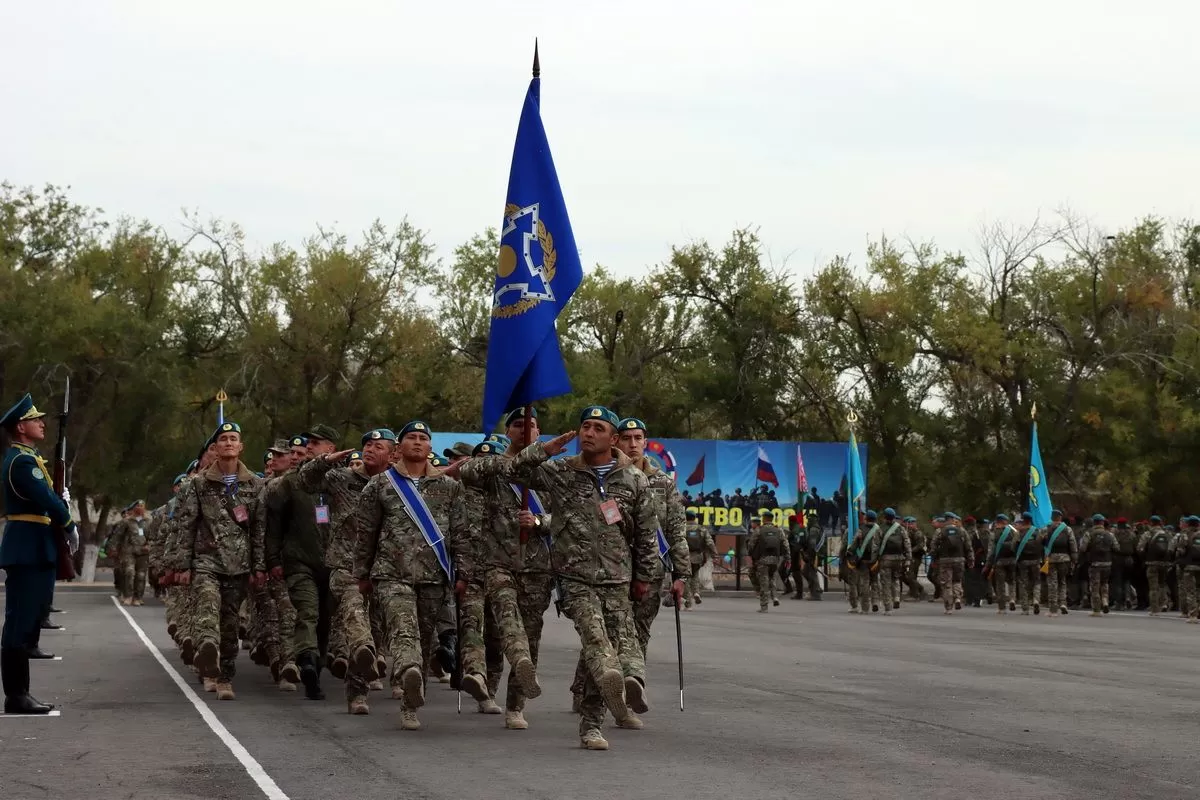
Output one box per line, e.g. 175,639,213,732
747,521,787,611
1079,524,1116,613
466,441,657,739
1042,520,1077,614
928,521,971,612
628,456,689,649
298,456,374,703
904,523,927,599
354,461,463,712
987,524,1019,611
172,462,267,681
683,522,717,607
162,483,196,653
845,523,881,613
1137,524,1174,614
1013,525,1044,613
457,452,556,716
452,482,505,702
111,515,151,603
147,502,173,597
1174,525,1200,622
875,520,912,613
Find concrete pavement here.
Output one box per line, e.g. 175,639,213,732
1,587,1197,800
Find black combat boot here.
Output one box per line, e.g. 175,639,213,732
298,652,325,701
2,648,53,715
26,647,55,659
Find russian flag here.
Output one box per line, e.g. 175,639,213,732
756,446,779,487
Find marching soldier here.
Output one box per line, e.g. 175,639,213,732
986,514,1019,614
1,394,77,714
875,508,912,614
845,510,881,614
355,420,464,731
1111,517,1137,610
1137,515,1173,615
1079,514,1117,615
1042,509,1077,618
111,500,151,606
928,512,970,614
748,510,786,612
1013,512,1043,615
796,518,826,601
1174,516,1200,624
902,516,926,600
172,422,268,701
684,510,717,608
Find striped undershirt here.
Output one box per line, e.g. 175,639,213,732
221,474,238,491
591,459,617,482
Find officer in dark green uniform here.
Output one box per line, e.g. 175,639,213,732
1,394,78,714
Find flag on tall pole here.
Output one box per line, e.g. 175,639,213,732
755,446,779,487
684,455,706,488
796,444,808,494
845,414,867,547
1027,403,1052,527
481,41,584,433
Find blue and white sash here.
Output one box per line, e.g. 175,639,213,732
385,467,453,583
509,483,552,550
656,527,674,572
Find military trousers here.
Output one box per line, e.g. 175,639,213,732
904,552,925,598
684,559,705,606
1088,563,1112,612
850,564,877,612
248,578,283,668
1045,560,1073,611
2,565,54,650
1015,561,1041,612
1181,569,1199,620
1145,563,1170,613
375,580,445,709
754,561,780,609
458,580,503,697
285,563,332,664
937,559,965,611
991,562,1016,609
192,571,249,680
562,580,643,736
485,569,551,711
327,568,374,700
120,551,149,601
877,556,908,608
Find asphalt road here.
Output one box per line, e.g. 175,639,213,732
1,587,1197,800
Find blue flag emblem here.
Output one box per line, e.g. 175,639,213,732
1028,420,1052,528
482,64,583,434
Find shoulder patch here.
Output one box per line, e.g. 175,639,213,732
31,467,45,480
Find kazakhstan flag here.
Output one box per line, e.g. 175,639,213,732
845,429,867,548
1028,419,1052,527
481,48,583,434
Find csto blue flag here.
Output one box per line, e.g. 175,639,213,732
1027,421,1052,527
845,429,867,548
481,62,583,433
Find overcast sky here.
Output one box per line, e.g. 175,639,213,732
2,1,1196,280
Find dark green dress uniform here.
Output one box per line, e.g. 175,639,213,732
2,394,75,714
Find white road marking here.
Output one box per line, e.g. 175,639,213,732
111,596,289,800
0,709,61,718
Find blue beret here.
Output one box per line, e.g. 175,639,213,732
289,435,308,448
503,407,538,428
902,516,916,523
1189,516,1200,525
0,393,46,428
349,451,362,461
399,420,431,438
579,405,619,428
1150,515,1162,524
212,422,242,441
883,507,897,518
686,510,697,520
186,460,200,473
485,433,512,447
995,513,1009,522
429,454,449,467
944,512,960,521
172,473,188,486
361,428,397,446
473,441,502,456
1020,511,1034,523
1092,513,1105,523
932,515,945,522
1051,509,1064,519
865,510,877,522
618,417,647,433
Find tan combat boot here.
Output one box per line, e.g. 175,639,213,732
513,657,541,700
505,710,529,729
462,673,489,703
580,728,609,750
368,680,383,691
401,667,424,708
348,696,369,715
215,682,235,700
202,677,218,693
280,662,301,684
478,698,502,714
400,708,421,730
624,676,649,714
616,711,644,730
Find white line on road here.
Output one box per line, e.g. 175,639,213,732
111,596,289,800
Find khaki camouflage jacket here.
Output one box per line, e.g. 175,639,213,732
298,457,370,573
110,516,151,558
354,461,464,586
1079,525,1116,564
458,452,554,576
1136,526,1174,565
463,442,658,587
986,525,1019,565
1042,522,1077,564
633,456,690,581
172,461,267,576
876,521,912,562
265,464,328,572
748,523,788,566
685,523,717,567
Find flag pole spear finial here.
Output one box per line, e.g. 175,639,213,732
1031,402,1037,421
532,39,540,78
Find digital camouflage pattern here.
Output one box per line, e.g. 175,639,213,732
457,454,552,575
563,581,644,737
1137,525,1174,612
110,515,150,600
172,461,267,576
684,522,717,607
630,455,689,648
353,461,464,586
876,521,913,611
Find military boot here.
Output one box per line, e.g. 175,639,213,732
400,666,424,708
298,652,325,701
504,710,529,729
478,698,502,714
623,675,649,714
348,696,370,715
2,649,53,715
616,711,644,730
400,708,421,730
580,728,609,750
513,656,541,700
215,681,236,701
462,673,489,703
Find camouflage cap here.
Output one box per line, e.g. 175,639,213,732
443,441,475,459
268,438,291,454
303,423,341,444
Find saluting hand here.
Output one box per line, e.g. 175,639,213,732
441,461,462,479
324,448,356,463
542,430,577,456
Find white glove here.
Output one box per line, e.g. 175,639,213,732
67,526,80,555
62,486,72,504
